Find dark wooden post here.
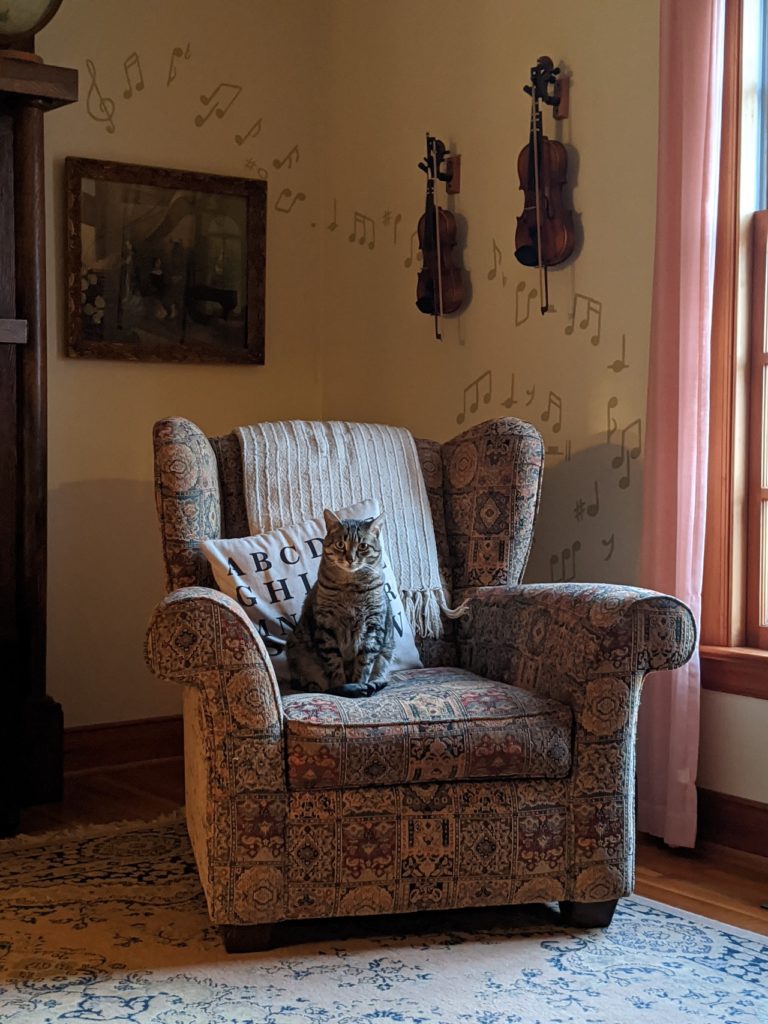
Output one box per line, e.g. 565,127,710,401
0,54,77,834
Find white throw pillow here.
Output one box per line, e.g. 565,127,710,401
200,499,422,690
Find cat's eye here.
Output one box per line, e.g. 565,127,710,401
359,543,369,552
335,541,345,551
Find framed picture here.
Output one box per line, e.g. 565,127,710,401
65,157,266,363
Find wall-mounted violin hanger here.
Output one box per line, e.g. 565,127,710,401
552,71,570,120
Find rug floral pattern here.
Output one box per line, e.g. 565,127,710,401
0,815,765,1024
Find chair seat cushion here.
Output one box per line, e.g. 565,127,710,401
282,667,572,791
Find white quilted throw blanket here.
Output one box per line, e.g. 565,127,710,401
236,420,454,637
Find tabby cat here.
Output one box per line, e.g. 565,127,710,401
285,509,395,698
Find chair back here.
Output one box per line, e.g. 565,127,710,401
152,416,544,623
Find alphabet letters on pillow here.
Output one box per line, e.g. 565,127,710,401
200,499,422,690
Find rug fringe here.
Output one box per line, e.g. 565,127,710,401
0,807,186,852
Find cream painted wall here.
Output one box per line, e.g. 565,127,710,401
38,0,330,725
699,691,768,804
320,0,659,587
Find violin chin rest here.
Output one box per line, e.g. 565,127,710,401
514,244,538,267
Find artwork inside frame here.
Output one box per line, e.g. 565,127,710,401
65,157,266,363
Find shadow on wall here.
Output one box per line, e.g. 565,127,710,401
47,478,181,728
525,440,644,587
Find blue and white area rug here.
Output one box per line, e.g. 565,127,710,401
0,813,765,1023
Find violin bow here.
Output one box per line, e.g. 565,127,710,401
430,134,444,340
529,76,548,315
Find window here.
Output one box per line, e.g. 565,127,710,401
748,212,768,648
700,0,768,694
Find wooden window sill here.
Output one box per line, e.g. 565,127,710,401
700,645,768,699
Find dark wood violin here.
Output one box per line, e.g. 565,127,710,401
514,56,574,315
416,133,466,340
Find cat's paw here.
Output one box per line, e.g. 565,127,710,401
329,681,375,699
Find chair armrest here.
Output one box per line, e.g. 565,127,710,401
145,584,284,776
146,585,278,689
457,582,696,710
146,586,287,924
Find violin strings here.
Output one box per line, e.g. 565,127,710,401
530,88,546,312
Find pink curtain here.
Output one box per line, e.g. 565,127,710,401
636,0,725,848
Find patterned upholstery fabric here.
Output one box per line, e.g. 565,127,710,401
153,419,221,591
145,416,697,931
282,668,572,791
442,418,543,591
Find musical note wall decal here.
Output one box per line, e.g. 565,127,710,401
515,280,538,326
487,239,507,286
383,210,403,244
456,316,467,347
608,333,629,373
167,43,191,86
244,159,268,178
456,371,492,424
525,385,536,406
85,58,116,134
606,396,619,444
274,188,306,214
550,540,581,582
327,198,338,231
501,374,517,408
562,540,581,581
564,293,602,346
611,417,642,489
586,479,600,517
194,83,242,127
273,144,299,170
122,52,144,99
404,230,421,268
545,440,573,463
602,534,615,561
349,211,375,249
235,118,263,146
540,390,562,433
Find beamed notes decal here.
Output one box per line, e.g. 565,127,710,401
77,37,645,586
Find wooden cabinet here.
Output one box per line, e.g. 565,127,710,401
0,54,76,835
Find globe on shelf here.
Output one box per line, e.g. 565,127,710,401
0,0,64,46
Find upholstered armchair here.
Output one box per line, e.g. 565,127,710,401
145,416,695,952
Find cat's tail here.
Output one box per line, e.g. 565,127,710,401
439,595,472,621
402,588,471,639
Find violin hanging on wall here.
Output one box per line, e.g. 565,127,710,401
416,133,466,340
514,56,574,315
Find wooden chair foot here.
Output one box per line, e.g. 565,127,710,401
559,899,618,928
221,923,274,953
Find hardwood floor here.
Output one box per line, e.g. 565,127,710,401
16,757,768,937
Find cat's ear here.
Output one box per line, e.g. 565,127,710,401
366,512,384,536
323,508,341,532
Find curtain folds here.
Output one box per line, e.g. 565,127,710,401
636,0,726,848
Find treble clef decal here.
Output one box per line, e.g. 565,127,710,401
85,58,116,134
